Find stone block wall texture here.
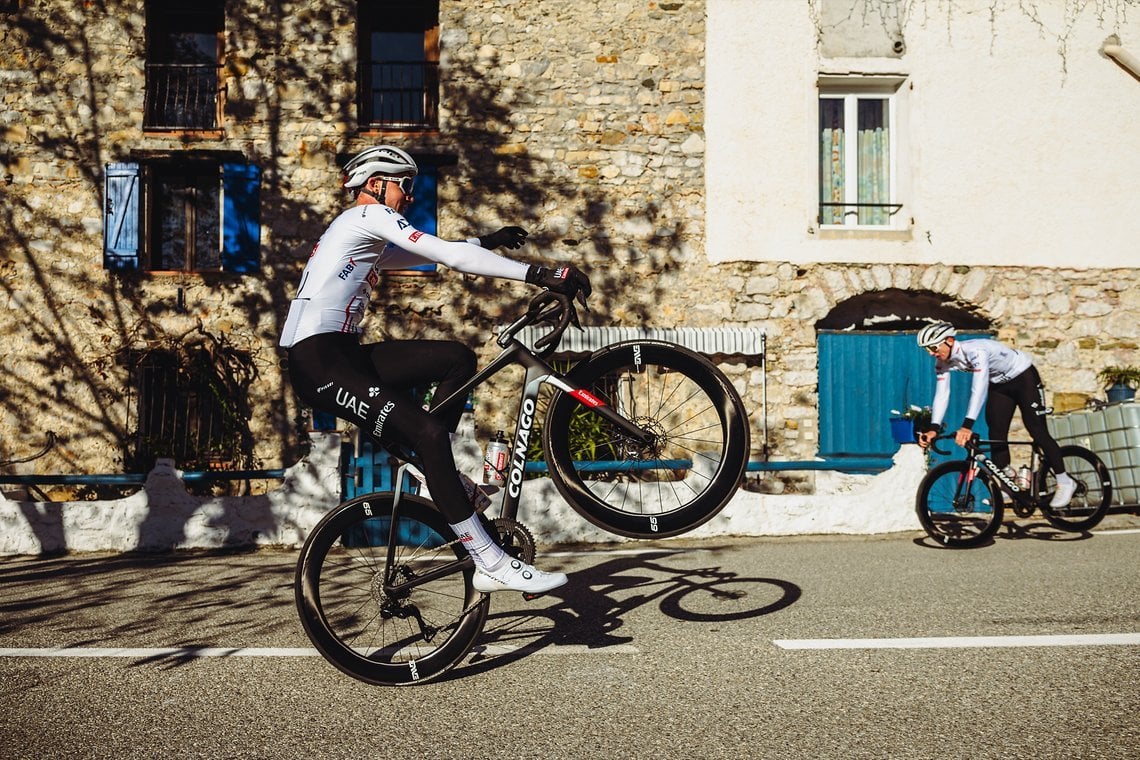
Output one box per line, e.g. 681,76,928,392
1,1,1137,480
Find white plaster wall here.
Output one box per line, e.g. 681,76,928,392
707,0,1140,268
0,427,927,556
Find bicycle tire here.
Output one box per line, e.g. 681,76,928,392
916,460,1004,548
295,493,489,686
543,340,750,538
1036,445,1112,533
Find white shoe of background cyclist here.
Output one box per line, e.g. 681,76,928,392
1050,478,1078,508
472,558,568,595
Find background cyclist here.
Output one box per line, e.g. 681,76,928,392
280,145,591,595
914,321,1076,508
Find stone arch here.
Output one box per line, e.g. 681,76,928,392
816,287,991,332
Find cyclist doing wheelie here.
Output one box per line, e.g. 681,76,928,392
280,145,591,595
914,322,1076,508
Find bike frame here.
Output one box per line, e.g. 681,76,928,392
955,437,1043,510
379,319,656,597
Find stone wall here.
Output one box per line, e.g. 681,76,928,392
1,0,1137,483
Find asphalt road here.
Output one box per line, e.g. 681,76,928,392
2,512,1138,760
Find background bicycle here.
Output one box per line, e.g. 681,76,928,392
915,433,1111,548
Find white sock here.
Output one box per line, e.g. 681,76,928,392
1055,472,1073,486
448,515,507,572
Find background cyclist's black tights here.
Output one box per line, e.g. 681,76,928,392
288,334,477,522
985,366,1065,474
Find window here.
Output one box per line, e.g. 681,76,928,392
818,78,903,227
358,0,440,131
129,347,249,472
152,162,222,271
145,1,224,131
395,164,438,272
103,160,260,273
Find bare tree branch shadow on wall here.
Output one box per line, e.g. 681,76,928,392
0,0,691,553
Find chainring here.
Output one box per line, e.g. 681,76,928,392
1011,498,1035,518
492,517,536,564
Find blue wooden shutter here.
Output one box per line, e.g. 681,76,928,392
399,165,438,272
221,163,261,273
818,331,991,462
103,162,141,271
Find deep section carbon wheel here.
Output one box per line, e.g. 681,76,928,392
543,341,749,538
916,460,1003,548
296,493,488,686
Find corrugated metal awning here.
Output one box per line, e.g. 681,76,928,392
510,326,765,358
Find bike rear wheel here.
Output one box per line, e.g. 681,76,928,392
1036,445,1112,532
543,341,750,538
916,460,1004,548
295,493,488,686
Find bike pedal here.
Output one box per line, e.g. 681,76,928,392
522,592,545,602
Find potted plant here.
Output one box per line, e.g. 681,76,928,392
889,405,932,444
1097,365,1140,403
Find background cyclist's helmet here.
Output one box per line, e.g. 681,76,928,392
916,321,957,348
342,145,418,188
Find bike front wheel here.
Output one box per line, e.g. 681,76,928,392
543,340,750,538
1036,445,1112,532
295,493,489,686
916,460,1004,548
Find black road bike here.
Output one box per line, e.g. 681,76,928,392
295,293,751,685
916,433,1112,548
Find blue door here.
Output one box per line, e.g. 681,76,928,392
818,331,991,465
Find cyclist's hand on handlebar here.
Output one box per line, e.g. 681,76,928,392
526,264,592,307
479,226,529,250
953,427,974,448
916,429,937,449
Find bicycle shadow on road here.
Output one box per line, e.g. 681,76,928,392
449,549,801,681
911,520,1097,550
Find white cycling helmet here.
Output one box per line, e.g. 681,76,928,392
341,145,418,188
916,321,957,348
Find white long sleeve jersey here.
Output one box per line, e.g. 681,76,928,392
931,339,1033,427
280,203,529,348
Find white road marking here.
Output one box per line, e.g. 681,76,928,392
774,633,1140,650
471,643,639,656
0,647,322,658
543,547,689,557
0,643,640,659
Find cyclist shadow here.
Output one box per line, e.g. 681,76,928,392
449,549,801,681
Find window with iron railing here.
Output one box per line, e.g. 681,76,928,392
145,63,223,130
818,76,907,229
363,61,440,130
145,2,223,132
129,348,243,472
359,1,440,131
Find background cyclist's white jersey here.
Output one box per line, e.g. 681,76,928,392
931,339,1033,426
280,203,528,348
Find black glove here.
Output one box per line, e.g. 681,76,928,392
526,264,592,305
914,420,943,437
478,226,528,250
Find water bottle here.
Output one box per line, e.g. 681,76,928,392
484,430,509,486
1015,465,1031,490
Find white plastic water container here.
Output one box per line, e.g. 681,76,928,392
1049,401,1140,506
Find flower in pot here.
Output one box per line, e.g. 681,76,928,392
889,405,932,443
1096,365,1140,403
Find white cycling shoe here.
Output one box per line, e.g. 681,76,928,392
472,558,568,595
1050,478,1078,508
